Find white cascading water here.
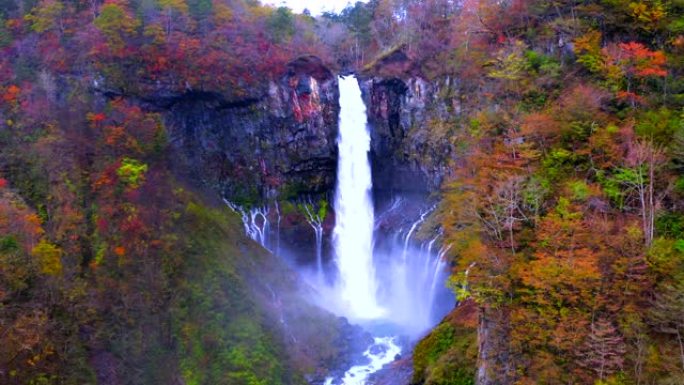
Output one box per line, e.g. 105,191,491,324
332,75,384,318
224,199,271,251
302,202,325,282
325,337,401,385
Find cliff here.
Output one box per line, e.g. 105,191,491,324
97,55,341,205
359,53,457,199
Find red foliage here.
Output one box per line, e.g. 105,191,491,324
616,91,644,105
617,42,668,77
121,217,144,235
87,112,106,124
96,218,109,232
93,163,119,191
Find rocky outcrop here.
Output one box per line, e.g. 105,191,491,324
148,56,340,204
477,307,514,385
359,72,457,199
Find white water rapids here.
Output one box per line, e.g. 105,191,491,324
324,337,401,385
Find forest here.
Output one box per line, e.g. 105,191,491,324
1,0,684,385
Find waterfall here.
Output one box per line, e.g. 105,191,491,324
303,202,324,282
428,244,452,316
274,201,281,256
224,199,270,251
332,75,383,318
325,337,401,385
401,206,434,262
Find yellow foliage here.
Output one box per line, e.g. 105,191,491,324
24,0,64,33
213,1,233,24
629,1,666,28
31,240,62,276
159,0,189,14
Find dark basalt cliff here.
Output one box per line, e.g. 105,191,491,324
109,53,456,208
359,73,457,199
149,53,456,206
142,55,340,204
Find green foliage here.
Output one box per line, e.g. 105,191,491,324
489,53,528,81
525,50,560,78
635,107,682,145
568,180,590,202
600,167,644,209
2,153,49,219
0,235,19,253
574,30,604,74
520,90,549,111
267,7,295,43
117,158,148,188
187,0,212,20
413,323,456,381
594,372,630,385
413,321,477,385
656,213,684,239
94,3,140,50
564,120,598,142
647,238,684,277
0,16,11,48
542,148,578,181
523,175,550,216
175,202,294,385
159,0,189,14
555,197,582,220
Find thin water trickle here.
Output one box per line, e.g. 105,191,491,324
302,202,325,282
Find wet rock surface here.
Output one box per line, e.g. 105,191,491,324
138,56,341,204
359,55,461,197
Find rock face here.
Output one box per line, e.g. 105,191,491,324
477,307,514,385
154,56,340,204
131,52,457,207
359,75,456,199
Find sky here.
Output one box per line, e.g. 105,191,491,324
261,0,365,15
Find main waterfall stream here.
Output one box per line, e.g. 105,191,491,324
333,75,384,318
321,76,452,384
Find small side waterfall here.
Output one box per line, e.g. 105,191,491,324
224,199,271,251
428,244,451,316
274,201,281,256
401,206,434,262
332,75,383,318
302,202,325,282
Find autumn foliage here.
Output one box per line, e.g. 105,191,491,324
0,0,683,384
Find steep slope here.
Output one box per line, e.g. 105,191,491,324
0,2,354,383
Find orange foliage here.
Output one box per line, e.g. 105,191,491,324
617,42,667,77
3,84,21,103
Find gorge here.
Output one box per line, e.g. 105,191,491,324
225,74,455,383
1,1,683,385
